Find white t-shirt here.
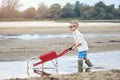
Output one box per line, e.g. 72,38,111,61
73,29,88,52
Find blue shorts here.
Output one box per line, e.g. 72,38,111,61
78,51,87,59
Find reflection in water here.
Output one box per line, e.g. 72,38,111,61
33,61,58,76
78,67,104,73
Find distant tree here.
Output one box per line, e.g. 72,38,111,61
82,7,95,19
61,3,76,18
1,0,20,10
96,12,106,19
95,1,106,9
37,3,48,19
82,11,91,19
112,9,120,19
22,7,37,19
74,1,91,18
119,5,120,9
79,4,91,16
0,0,120,20
47,3,61,19
89,7,105,19
0,0,21,18
106,4,114,12
74,1,81,17
105,13,114,19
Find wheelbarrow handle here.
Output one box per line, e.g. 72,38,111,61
57,48,70,58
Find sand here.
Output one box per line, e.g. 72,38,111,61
0,21,120,35
0,37,120,61
45,69,120,80
9,69,120,80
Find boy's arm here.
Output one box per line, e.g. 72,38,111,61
70,43,76,48
72,43,81,50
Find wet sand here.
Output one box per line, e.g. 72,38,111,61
0,21,120,80
8,69,120,80
0,37,120,61
47,69,120,80
43,69,120,80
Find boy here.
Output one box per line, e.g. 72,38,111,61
69,20,93,70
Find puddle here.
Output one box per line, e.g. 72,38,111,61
0,51,120,79
0,33,120,40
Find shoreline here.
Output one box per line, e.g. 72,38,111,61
7,69,120,80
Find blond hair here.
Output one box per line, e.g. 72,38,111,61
70,20,79,27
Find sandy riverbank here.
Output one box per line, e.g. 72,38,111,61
8,69,120,80
0,21,120,80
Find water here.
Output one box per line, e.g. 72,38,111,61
0,51,120,79
0,34,72,40
0,33,120,40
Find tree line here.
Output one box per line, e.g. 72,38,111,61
0,0,120,20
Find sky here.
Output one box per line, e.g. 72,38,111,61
0,0,120,11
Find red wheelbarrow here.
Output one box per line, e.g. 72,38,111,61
33,48,71,75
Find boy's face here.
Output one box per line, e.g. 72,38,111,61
69,23,78,32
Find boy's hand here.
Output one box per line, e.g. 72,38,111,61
69,43,80,51
69,47,72,51
72,47,76,51
69,47,76,51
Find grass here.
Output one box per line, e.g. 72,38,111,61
55,18,120,23
0,18,120,23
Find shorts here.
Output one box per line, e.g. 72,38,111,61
78,51,87,59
